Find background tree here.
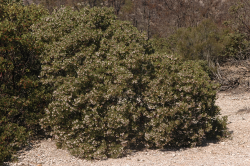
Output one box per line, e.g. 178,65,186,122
22,0,236,39
222,0,250,60
226,0,250,38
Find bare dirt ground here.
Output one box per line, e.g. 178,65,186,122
3,91,250,166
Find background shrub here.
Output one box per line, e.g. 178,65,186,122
167,19,224,65
221,31,250,60
158,19,250,80
0,1,50,163
33,5,228,160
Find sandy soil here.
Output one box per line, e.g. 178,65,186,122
3,92,250,166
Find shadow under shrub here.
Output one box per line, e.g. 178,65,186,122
32,5,228,160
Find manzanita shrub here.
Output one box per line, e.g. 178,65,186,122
143,53,228,148
32,6,228,160
0,1,50,163
32,5,155,159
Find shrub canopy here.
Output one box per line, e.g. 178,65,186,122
32,6,228,160
0,2,49,163
33,6,155,159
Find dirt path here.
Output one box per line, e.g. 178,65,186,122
4,92,250,166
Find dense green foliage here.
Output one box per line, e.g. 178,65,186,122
168,20,224,62
222,31,250,60
32,6,228,160
32,6,154,159
0,1,232,163
145,54,228,146
151,19,250,79
0,1,50,163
